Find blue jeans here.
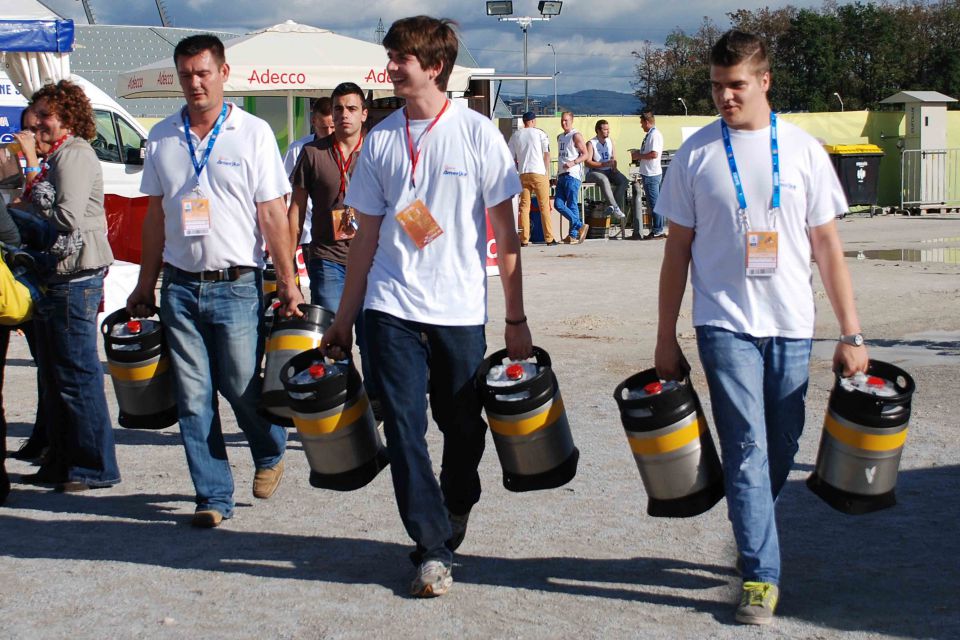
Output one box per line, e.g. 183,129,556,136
33,274,120,486
642,174,664,235
365,310,488,565
160,267,287,517
696,325,811,585
554,173,583,238
308,257,378,400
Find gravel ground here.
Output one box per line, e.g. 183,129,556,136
2,214,958,639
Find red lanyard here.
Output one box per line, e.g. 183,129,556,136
333,133,363,197
23,133,70,199
404,100,449,188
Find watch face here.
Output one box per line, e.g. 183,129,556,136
854,334,864,346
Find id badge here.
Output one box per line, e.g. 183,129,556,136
395,198,443,249
331,207,357,241
745,231,778,277
181,190,211,236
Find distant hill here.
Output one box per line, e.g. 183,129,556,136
502,89,643,116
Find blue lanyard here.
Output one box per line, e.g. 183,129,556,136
183,103,228,180
720,112,780,212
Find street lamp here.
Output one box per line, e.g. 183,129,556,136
547,42,558,115
833,92,844,112
487,1,562,112
677,97,688,116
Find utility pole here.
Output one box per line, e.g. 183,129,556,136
79,0,96,24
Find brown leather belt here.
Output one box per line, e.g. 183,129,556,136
170,265,257,282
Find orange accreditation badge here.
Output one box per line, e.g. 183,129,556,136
745,230,778,277
181,189,211,236
395,198,444,250
331,207,357,241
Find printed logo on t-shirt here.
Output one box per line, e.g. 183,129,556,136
216,157,241,168
780,180,800,192
442,165,468,177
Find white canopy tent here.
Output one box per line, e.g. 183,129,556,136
117,21,493,143
0,0,73,99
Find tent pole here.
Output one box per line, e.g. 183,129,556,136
286,92,294,150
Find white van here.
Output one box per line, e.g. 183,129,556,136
0,71,149,260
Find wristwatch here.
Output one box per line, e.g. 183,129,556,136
839,333,864,347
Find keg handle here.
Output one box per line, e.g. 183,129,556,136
100,306,159,337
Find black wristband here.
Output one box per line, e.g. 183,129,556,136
505,315,527,326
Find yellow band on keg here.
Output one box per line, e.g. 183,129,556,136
266,334,322,353
824,413,908,452
108,356,169,382
627,416,704,456
263,282,277,294
294,395,369,436
488,396,566,437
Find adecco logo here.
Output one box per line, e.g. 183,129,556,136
127,76,144,90
157,71,175,86
364,68,390,83
247,69,307,85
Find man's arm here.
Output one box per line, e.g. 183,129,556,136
258,195,305,317
565,132,590,170
810,220,868,376
126,196,166,317
584,140,603,169
654,222,693,380
287,185,308,253
542,151,551,176
489,197,533,360
322,212,382,359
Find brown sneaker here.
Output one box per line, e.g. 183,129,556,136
562,235,575,244
253,459,284,499
577,223,590,243
191,509,224,528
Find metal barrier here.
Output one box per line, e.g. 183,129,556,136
900,148,960,211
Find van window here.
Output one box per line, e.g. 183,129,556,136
116,116,144,164
92,109,121,163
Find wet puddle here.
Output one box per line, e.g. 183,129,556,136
844,248,960,264
812,331,960,367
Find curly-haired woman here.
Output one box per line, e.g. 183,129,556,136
18,80,120,492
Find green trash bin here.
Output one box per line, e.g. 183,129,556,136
824,144,884,207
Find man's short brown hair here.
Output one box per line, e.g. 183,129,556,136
383,16,459,92
594,119,609,134
640,110,655,124
710,30,769,75
174,34,226,69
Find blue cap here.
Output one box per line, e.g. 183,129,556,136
522,111,537,122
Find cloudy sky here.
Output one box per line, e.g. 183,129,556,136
42,0,849,95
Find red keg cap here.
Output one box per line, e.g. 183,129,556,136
644,381,663,395
308,364,326,379
506,364,524,380
126,320,142,334
271,299,281,309
867,376,885,387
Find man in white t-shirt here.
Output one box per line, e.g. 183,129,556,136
323,16,530,598
585,119,628,221
508,111,556,246
634,110,664,239
127,35,303,529
283,97,334,252
654,30,868,625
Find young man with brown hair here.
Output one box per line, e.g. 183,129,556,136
654,30,868,624
323,15,530,597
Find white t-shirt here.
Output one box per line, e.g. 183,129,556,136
345,100,521,326
588,136,614,168
508,126,550,175
557,129,583,181
140,105,290,271
639,126,664,176
655,118,846,338
284,133,315,245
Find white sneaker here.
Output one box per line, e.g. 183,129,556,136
410,560,453,597
614,208,626,221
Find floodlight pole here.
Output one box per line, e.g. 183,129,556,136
499,16,549,112
547,42,558,115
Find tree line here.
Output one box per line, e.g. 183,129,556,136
633,1,960,115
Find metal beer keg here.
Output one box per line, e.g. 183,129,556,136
476,347,578,492
281,349,388,490
101,309,177,430
807,360,915,514
613,369,724,517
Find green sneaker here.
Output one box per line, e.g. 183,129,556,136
736,581,779,625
